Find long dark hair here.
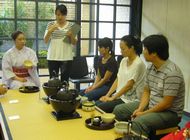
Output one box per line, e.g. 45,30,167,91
121,35,142,56
98,37,114,56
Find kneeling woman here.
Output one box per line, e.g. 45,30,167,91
80,37,118,101
96,35,146,113
2,31,40,89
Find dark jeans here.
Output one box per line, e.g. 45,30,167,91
132,110,180,138
48,60,72,82
96,99,124,113
113,101,140,121
79,85,110,101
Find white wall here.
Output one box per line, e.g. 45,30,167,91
141,0,190,112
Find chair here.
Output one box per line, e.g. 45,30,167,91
69,56,97,90
149,127,178,140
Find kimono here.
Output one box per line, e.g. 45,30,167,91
2,46,40,89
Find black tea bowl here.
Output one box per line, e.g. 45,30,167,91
49,95,80,115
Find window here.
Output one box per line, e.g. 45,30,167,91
0,0,134,77
80,0,131,56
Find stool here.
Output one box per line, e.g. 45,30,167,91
156,126,179,135
150,126,179,140
150,117,181,140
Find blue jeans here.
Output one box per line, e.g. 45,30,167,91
79,85,110,101
132,111,179,138
113,101,140,121
96,99,124,113
116,101,180,138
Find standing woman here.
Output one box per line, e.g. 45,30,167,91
44,4,77,82
2,31,40,89
96,35,146,113
80,37,118,101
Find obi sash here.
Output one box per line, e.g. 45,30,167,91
12,67,29,78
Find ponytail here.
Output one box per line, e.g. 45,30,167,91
121,35,142,56
98,37,114,55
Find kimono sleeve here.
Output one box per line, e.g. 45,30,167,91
27,48,38,67
2,53,15,80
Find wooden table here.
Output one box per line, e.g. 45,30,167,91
0,90,117,140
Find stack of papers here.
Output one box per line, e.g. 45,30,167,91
63,23,81,43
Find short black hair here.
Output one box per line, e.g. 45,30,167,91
11,31,24,41
121,35,142,56
98,37,114,55
55,4,67,16
142,34,169,60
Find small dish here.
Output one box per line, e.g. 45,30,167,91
114,121,129,135
24,60,33,67
82,101,95,112
85,116,115,130
19,86,39,93
101,113,115,123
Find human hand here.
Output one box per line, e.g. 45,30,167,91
131,108,142,119
84,86,94,93
134,111,145,118
14,76,27,83
100,96,111,102
106,96,114,102
99,96,107,102
66,30,74,38
49,23,59,32
24,66,33,69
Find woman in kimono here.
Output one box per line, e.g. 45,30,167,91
2,31,40,89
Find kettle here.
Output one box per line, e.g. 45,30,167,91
48,71,62,87
56,81,78,101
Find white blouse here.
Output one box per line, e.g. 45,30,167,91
116,56,146,103
44,21,75,61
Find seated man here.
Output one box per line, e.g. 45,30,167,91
114,34,185,138
0,84,7,95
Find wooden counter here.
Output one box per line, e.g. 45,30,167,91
0,90,117,140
